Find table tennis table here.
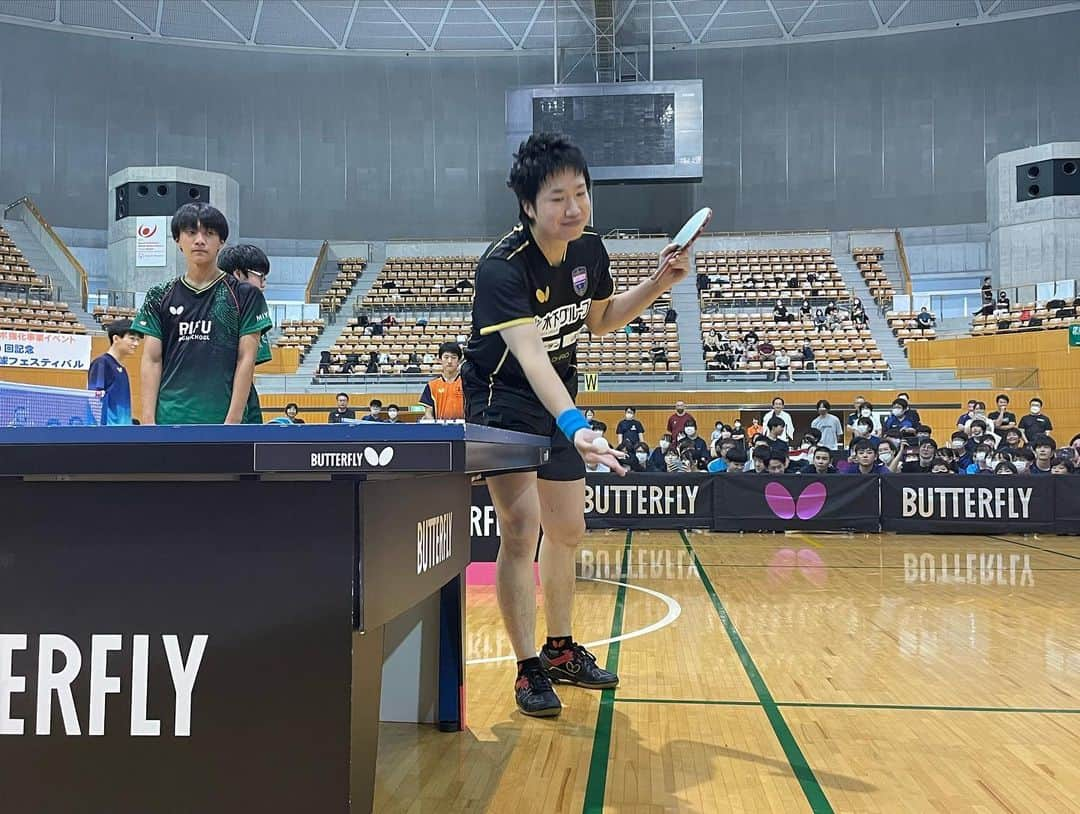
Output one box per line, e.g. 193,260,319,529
0,422,549,813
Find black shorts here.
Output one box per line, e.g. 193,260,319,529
461,362,584,482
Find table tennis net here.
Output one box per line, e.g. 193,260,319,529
0,380,102,427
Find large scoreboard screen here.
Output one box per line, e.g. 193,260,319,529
532,94,676,168
507,81,703,182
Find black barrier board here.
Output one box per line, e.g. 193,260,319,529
712,475,880,532
0,480,355,813
1053,479,1080,534
881,475,1055,533
469,474,714,560
585,473,713,530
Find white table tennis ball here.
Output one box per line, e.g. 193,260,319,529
592,437,610,454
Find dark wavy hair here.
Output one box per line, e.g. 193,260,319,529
507,133,591,225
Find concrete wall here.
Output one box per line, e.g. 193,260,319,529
0,14,1078,239
987,142,1080,289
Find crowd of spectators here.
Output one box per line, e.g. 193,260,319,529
580,393,1079,476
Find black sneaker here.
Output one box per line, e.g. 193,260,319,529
515,663,562,718
540,643,619,689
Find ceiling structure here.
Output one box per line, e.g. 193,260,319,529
0,0,1077,56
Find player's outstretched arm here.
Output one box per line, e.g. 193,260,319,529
585,242,691,336
501,322,626,475
140,336,163,425
225,333,259,424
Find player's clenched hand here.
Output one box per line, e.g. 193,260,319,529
574,428,628,476
651,242,692,291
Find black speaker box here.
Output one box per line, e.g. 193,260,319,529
1016,158,1080,202
114,182,211,221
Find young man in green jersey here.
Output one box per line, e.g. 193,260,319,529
134,204,272,425
217,244,274,424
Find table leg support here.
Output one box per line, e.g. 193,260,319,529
437,573,465,732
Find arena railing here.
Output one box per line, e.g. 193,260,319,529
304,240,329,304
894,228,914,299
264,365,1034,395
4,196,89,312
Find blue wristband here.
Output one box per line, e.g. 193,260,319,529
556,408,590,443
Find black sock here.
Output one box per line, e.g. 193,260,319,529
545,636,573,652
516,656,541,676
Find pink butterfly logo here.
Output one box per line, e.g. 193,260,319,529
764,481,828,520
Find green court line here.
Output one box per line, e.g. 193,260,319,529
582,529,631,814
680,530,834,814
616,698,1080,715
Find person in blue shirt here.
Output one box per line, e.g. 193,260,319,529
847,417,879,457
963,443,995,475
647,434,672,471
87,318,141,425
882,398,915,435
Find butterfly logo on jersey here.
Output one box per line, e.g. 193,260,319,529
764,481,828,520
535,287,550,303
169,305,184,316
571,266,588,296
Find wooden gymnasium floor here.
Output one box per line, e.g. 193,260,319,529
374,531,1080,813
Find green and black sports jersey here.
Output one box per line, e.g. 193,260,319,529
242,331,274,424
464,220,614,392
133,273,272,425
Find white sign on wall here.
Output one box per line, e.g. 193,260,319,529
0,329,93,370
135,217,169,267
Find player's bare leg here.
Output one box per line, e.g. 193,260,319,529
537,477,618,690
487,471,562,717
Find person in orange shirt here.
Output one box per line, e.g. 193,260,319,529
746,417,762,440
419,341,465,420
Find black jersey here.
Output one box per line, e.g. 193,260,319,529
464,220,614,393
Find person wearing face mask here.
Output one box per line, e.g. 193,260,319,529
648,434,673,472
384,403,401,423
1018,398,1052,446
847,417,879,457
877,439,898,470
730,419,747,448
850,401,880,439
1009,447,1035,474
965,419,1000,454
994,461,1018,476
882,399,915,435
789,429,822,469
962,444,995,475
615,406,645,449
667,400,695,440
584,408,599,431
681,421,709,469
948,431,971,468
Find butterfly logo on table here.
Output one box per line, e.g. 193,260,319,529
764,481,828,520
363,447,395,467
